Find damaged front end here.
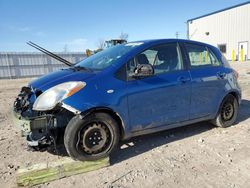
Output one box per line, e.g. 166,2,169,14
13,86,74,148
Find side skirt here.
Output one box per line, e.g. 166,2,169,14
123,116,212,140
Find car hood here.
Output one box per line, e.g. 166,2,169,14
29,68,95,91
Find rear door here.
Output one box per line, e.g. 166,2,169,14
126,42,192,132
184,43,227,119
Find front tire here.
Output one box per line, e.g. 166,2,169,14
64,112,119,161
212,94,239,128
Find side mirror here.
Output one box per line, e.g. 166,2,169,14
132,64,154,78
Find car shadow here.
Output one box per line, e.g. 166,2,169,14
46,121,215,160
235,99,250,123
110,99,250,165
46,99,250,162
110,122,214,165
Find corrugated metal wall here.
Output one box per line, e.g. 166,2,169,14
188,3,250,60
0,52,86,79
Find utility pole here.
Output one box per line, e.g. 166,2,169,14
175,31,179,39
185,21,189,39
63,44,68,53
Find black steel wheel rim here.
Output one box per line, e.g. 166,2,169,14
221,101,234,122
77,121,112,155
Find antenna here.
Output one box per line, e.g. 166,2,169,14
27,41,73,66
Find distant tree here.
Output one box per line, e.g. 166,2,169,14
119,32,129,41
96,39,106,50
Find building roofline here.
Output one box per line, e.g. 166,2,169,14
187,1,250,22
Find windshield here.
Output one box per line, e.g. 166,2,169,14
75,42,143,71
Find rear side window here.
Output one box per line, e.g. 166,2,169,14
185,43,221,68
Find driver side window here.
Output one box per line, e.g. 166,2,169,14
126,43,183,78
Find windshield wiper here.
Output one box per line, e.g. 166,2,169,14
70,66,93,72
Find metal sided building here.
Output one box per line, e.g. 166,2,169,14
187,1,250,61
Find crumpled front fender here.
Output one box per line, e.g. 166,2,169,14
60,102,94,115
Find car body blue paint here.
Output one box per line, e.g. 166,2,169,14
29,39,241,140
126,70,191,131
30,68,94,91
188,66,227,119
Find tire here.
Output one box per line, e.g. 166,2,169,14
64,112,120,161
212,94,239,128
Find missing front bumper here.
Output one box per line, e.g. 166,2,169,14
12,109,52,137
12,109,32,136
12,109,55,147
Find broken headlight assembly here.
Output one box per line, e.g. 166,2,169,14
33,81,86,111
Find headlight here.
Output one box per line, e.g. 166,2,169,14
33,81,86,111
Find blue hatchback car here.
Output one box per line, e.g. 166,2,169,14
13,39,241,161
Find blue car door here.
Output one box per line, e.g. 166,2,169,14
126,43,192,132
184,43,227,119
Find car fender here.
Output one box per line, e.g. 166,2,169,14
60,76,130,139
212,88,241,119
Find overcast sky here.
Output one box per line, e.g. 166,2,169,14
0,0,246,52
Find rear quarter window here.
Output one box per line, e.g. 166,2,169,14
208,48,222,66
221,54,231,68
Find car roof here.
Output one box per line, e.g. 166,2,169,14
129,39,216,49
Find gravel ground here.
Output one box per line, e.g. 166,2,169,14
0,62,250,188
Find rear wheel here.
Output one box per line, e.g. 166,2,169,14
64,112,119,161
212,94,238,128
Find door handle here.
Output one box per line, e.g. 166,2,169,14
177,76,191,83
217,72,226,79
